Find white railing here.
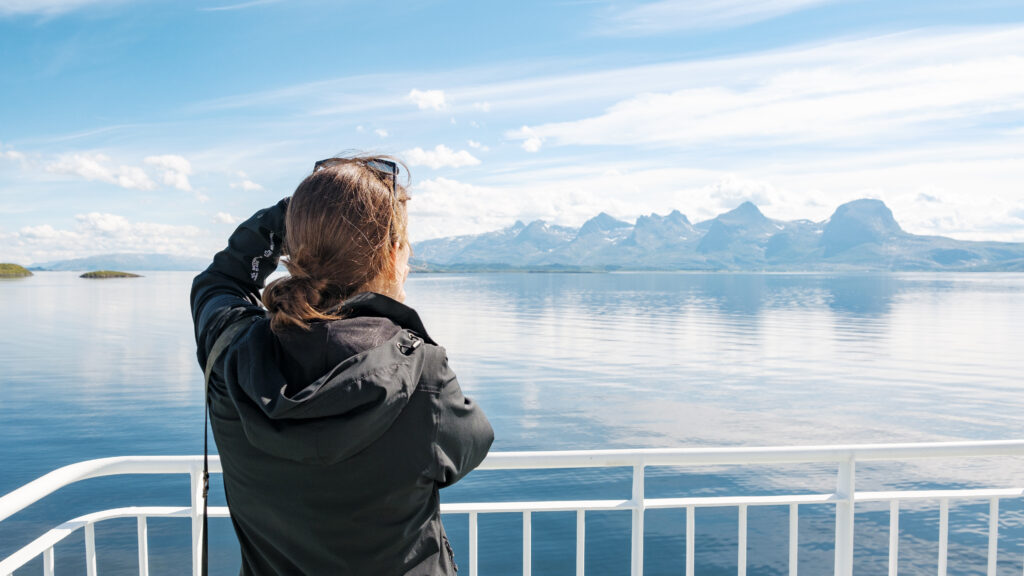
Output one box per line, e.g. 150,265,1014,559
2,441,1023,576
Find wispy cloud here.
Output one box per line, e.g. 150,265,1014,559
0,0,125,17
508,27,1024,150
198,0,281,12
0,148,26,162
599,0,833,35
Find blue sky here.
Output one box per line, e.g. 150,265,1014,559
2,0,1024,264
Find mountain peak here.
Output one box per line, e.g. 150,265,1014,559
718,201,767,226
579,212,631,236
823,199,904,256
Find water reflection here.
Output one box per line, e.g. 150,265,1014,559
824,273,899,315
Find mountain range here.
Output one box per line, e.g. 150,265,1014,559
411,199,1024,272
29,253,208,272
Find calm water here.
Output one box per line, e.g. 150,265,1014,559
2,271,1024,575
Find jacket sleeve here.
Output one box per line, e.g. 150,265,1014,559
191,198,288,367
430,354,495,488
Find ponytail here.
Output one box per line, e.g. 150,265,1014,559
262,255,345,331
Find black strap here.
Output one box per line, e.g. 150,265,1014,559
201,319,249,576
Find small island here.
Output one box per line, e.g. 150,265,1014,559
80,270,142,279
0,263,33,278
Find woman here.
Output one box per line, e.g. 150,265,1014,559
191,155,493,575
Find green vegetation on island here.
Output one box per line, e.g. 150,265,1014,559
80,270,142,279
0,263,33,277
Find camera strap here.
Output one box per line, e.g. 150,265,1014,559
201,318,250,576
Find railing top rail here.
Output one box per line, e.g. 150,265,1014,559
0,456,221,524
3,440,1023,524
482,440,1024,469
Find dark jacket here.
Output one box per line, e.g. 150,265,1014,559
191,199,494,575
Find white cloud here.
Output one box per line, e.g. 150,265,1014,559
46,153,156,190
409,178,516,240
214,212,239,224
116,166,156,190
403,145,481,169
199,0,281,12
47,153,114,182
408,89,447,111
467,140,489,152
18,224,75,240
512,126,544,152
1,149,26,161
522,137,543,153
0,0,125,17
356,125,365,132
11,213,207,264
145,154,193,191
602,0,833,35
77,212,131,234
472,102,491,112
375,128,389,138
230,179,263,191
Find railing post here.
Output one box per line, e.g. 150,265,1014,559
988,498,999,576
190,466,203,576
138,516,150,576
888,500,899,576
469,512,478,576
576,510,585,576
834,457,855,576
938,499,949,576
631,464,645,576
523,511,532,576
85,522,97,576
789,504,798,576
686,507,695,576
738,504,748,576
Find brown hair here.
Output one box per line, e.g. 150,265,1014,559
262,155,410,332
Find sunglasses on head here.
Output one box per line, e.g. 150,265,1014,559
313,157,398,197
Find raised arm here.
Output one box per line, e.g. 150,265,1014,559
190,198,288,367
429,354,495,488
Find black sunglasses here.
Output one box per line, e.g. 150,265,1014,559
313,158,398,197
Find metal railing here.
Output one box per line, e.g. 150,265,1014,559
2,441,1023,576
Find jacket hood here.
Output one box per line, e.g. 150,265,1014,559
221,293,437,465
